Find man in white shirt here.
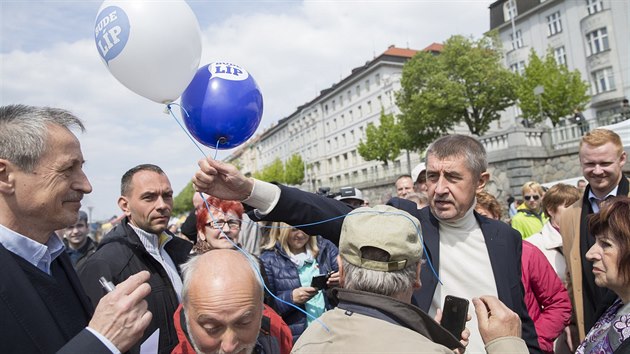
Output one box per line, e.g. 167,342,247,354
559,128,628,341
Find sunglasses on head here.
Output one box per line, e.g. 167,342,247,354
524,195,540,201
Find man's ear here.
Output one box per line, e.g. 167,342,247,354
0,159,16,194
118,196,132,217
476,172,490,193
337,255,345,288
413,261,422,289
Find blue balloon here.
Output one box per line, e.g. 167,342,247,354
181,62,263,149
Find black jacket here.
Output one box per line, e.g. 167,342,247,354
0,243,110,354
77,218,192,354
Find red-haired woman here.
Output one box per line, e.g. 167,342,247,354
193,195,244,254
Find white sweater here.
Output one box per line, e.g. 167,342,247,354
430,206,498,354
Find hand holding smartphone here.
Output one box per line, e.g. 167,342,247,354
441,295,470,339
310,273,331,290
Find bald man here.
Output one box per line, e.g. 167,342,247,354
177,249,279,354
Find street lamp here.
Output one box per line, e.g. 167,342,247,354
533,85,544,125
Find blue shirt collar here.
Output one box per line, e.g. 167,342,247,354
588,185,618,213
0,223,65,275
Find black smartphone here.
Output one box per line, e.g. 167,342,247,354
441,295,470,339
310,274,329,290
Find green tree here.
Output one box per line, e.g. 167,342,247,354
397,33,517,151
253,158,285,183
516,49,590,126
173,181,194,215
284,153,305,185
357,110,404,165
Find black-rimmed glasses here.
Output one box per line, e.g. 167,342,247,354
524,195,540,201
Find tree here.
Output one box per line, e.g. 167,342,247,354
397,33,517,151
173,181,194,215
357,110,404,165
515,49,590,126
253,158,285,183
284,153,305,185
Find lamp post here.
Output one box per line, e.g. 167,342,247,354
533,85,544,124
87,206,94,223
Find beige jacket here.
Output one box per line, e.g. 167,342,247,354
292,288,527,354
559,197,587,340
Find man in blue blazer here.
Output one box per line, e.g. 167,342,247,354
192,134,540,353
0,105,152,353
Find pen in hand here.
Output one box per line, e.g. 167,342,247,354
99,276,116,293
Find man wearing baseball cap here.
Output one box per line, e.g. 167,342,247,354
291,205,528,353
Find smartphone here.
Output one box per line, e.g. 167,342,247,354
441,295,470,339
310,273,329,290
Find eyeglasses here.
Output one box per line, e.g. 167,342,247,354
205,219,241,230
524,195,540,201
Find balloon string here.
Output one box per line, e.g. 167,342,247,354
166,103,219,160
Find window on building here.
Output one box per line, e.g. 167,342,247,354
358,105,363,117
367,101,372,113
324,104,329,116
591,67,616,94
340,95,344,106
503,0,517,21
510,30,523,50
376,73,381,85
546,12,562,36
365,79,370,92
332,99,336,111
355,85,360,98
554,46,567,65
586,28,609,56
586,0,604,15
347,90,352,102
510,61,526,75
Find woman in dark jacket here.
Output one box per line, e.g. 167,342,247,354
260,222,339,343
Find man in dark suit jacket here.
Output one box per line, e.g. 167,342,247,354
192,134,541,353
0,104,152,353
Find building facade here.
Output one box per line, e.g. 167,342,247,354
227,45,442,202
489,0,629,124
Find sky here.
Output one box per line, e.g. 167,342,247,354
1,0,493,221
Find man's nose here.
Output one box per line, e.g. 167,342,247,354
434,176,448,194
75,170,93,194
220,329,239,353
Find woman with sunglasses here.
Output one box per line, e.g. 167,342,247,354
260,222,339,343
575,196,630,353
511,181,549,239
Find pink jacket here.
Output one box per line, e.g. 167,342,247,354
521,240,572,353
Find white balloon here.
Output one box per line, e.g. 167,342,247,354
94,0,202,103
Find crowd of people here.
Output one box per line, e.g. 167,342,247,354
1,103,628,354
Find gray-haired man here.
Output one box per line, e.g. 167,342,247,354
291,205,527,353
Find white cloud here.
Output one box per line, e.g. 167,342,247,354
1,0,491,220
